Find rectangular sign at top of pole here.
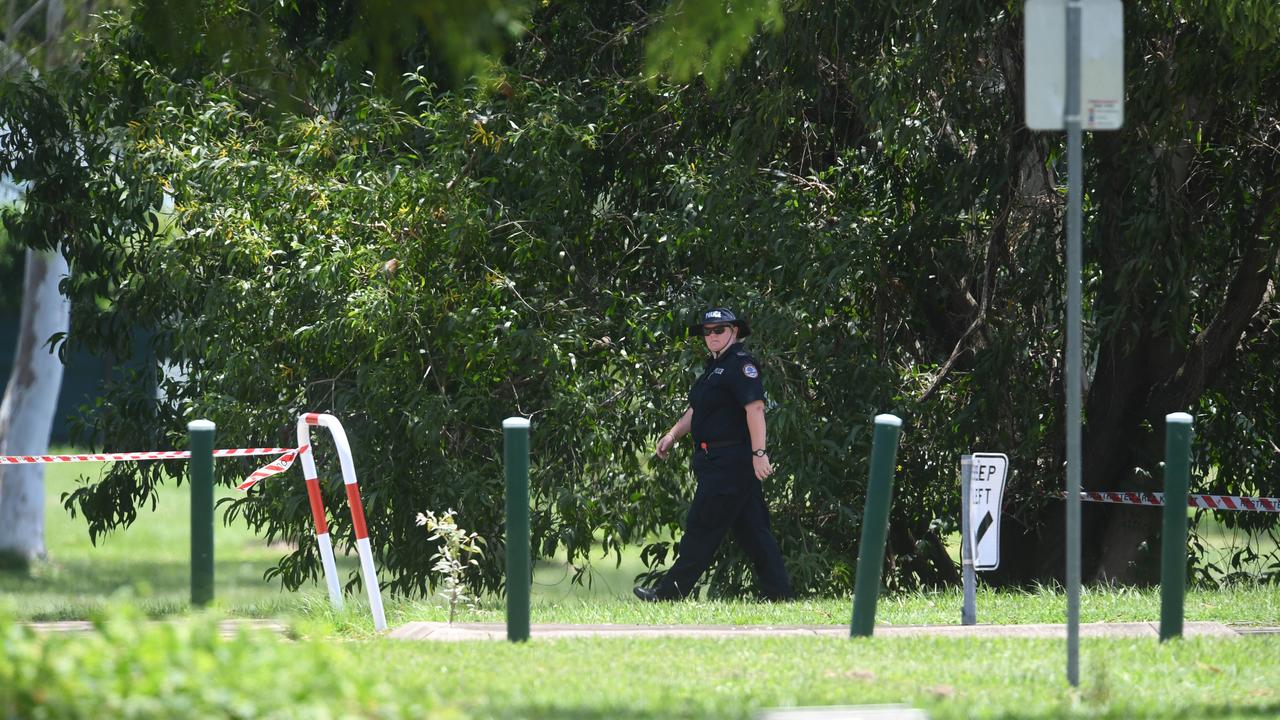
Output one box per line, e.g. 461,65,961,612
969,453,1009,571
1024,0,1124,131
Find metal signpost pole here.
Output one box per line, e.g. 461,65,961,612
961,455,976,625
1028,0,1122,685
1064,0,1084,687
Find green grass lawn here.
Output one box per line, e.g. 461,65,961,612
0,455,357,620
6,456,1280,628
5,604,1279,719
1,456,663,621
4,457,1280,718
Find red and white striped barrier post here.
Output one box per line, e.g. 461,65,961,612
3,419,387,631
296,413,386,632
295,421,343,612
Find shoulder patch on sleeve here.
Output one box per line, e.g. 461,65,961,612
742,363,759,379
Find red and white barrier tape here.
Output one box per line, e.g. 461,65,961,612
238,446,308,491
1072,491,1280,513
0,447,305,492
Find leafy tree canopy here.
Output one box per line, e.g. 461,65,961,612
1,1,1277,596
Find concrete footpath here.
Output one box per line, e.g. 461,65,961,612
388,620,1250,641
23,619,1275,641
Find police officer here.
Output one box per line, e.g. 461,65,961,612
634,308,794,601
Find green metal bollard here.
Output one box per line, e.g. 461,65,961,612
1160,412,1193,641
851,413,904,637
188,419,216,607
503,417,531,642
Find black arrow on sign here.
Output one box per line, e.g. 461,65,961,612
975,511,994,546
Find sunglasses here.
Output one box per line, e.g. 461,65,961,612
702,325,732,337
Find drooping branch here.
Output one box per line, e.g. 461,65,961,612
917,122,1030,403
1154,184,1280,413
918,198,1010,402
0,37,34,77
4,0,52,46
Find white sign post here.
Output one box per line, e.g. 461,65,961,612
969,454,1009,571
1024,0,1124,130
961,453,1010,625
1024,0,1123,689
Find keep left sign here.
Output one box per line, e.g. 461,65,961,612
969,453,1009,571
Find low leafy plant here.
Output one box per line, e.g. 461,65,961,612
417,510,484,623
0,602,438,718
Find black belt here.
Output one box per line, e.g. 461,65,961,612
697,440,743,452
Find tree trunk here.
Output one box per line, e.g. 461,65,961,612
1005,146,1280,586
0,247,69,569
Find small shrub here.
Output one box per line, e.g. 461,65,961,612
417,510,484,624
0,602,436,718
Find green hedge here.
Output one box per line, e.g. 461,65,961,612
0,606,438,719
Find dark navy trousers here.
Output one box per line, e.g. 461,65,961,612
656,449,793,600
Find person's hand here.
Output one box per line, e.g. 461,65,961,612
753,453,773,480
656,434,676,460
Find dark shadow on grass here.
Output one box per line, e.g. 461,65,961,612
0,550,33,574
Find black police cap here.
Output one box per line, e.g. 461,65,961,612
687,307,751,338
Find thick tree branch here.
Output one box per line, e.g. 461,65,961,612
918,204,1008,403
1154,184,1280,412
917,139,1020,403
4,0,51,45
0,37,34,77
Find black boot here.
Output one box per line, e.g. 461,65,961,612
633,586,672,602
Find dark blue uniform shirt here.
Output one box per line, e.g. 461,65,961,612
689,342,765,447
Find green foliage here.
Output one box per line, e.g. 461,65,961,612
130,0,532,95
126,0,785,94
0,604,442,718
0,221,22,313
1,13,895,597
0,0,125,73
2,0,1277,599
644,0,784,86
